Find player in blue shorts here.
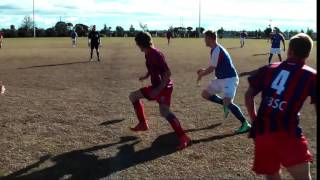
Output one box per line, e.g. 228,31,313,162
71,30,78,48
268,28,286,64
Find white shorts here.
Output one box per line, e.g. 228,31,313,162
240,38,245,43
205,77,239,99
270,48,281,55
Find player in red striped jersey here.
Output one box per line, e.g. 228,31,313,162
129,32,191,150
244,33,316,179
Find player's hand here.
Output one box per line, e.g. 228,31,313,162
197,68,205,77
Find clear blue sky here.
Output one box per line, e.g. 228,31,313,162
0,0,316,32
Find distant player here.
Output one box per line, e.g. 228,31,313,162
166,30,173,45
88,25,101,62
240,30,247,48
0,81,5,95
71,30,78,48
0,31,3,49
268,28,286,64
245,33,316,179
197,30,251,134
129,32,191,150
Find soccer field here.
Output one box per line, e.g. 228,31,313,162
0,37,317,179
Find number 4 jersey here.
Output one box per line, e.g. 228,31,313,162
248,60,316,138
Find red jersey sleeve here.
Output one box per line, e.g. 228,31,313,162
309,74,317,104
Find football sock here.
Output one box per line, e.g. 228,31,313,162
165,113,185,137
208,95,223,105
133,101,147,124
228,103,246,123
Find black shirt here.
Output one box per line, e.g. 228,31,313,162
88,31,100,44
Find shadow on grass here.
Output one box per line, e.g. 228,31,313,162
252,53,269,56
17,61,92,70
3,123,241,180
100,118,125,126
226,47,241,50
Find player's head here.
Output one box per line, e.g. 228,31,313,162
287,33,313,60
135,32,153,51
92,25,96,31
204,30,217,47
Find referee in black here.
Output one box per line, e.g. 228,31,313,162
88,25,101,62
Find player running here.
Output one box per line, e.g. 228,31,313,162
88,25,101,62
166,30,173,45
268,28,286,64
240,30,247,48
244,33,316,179
71,30,78,48
0,31,3,49
0,81,5,95
129,32,191,150
197,30,251,134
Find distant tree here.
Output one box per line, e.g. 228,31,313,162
20,16,33,30
66,23,73,30
100,24,112,37
10,25,15,31
74,24,89,37
217,27,224,38
55,21,68,36
257,29,262,38
36,28,46,37
45,27,57,37
115,26,125,37
187,27,193,37
306,28,314,38
195,27,205,37
8,25,18,37
17,27,32,37
264,27,272,38
128,24,136,37
300,29,304,33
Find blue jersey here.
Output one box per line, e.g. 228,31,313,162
240,32,247,38
71,31,77,39
248,60,316,138
210,45,237,79
271,33,284,48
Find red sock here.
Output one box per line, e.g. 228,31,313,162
133,101,147,124
165,113,185,137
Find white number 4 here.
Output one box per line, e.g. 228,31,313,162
271,70,290,95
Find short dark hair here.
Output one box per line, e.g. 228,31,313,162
204,30,217,40
135,32,153,48
289,33,313,59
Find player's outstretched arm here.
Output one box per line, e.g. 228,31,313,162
238,69,259,77
196,66,215,84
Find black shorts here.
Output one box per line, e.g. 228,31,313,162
90,43,99,49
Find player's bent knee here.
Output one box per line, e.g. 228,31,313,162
129,92,137,102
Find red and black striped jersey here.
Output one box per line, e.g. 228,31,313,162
248,59,316,138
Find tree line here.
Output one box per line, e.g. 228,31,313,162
0,16,316,40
